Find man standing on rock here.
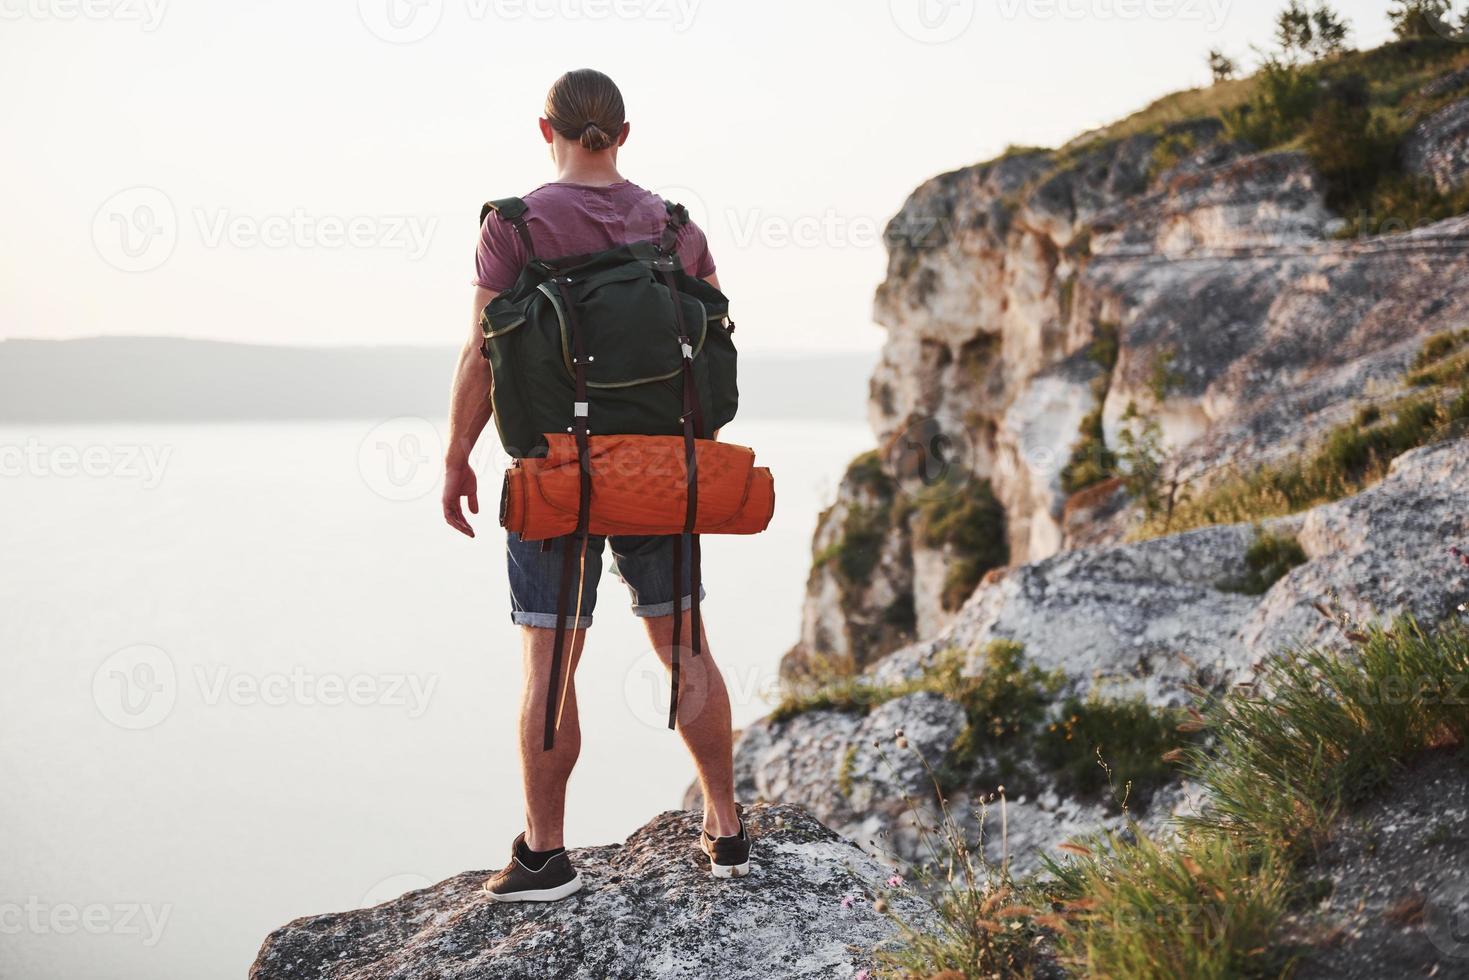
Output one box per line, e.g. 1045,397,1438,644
442,69,751,900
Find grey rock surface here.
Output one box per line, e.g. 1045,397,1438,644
736,438,1469,871
249,804,930,980
1291,752,1469,980
1405,96,1469,194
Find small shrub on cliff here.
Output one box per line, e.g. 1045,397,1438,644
940,642,1063,785
824,504,889,584
915,481,1009,612
771,641,1054,730
1116,402,1196,532
1222,55,1319,148
1150,130,1199,177
1219,530,1309,596
1414,327,1469,369
1408,328,1469,385
1037,698,1189,811
816,451,900,588
1139,375,1469,537
1305,74,1395,211
872,743,1052,980
1060,323,1123,495
1060,407,1117,495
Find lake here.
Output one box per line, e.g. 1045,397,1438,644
0,417,871,980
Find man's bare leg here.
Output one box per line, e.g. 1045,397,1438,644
518,625,587,851
642,609,741,838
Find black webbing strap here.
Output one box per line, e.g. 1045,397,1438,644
482,197,536,260
479,198,537,364
656,201,704,731
543,272,593,751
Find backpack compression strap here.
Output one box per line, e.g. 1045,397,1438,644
542,270,593,751
654,201,705,732
481,197,536,259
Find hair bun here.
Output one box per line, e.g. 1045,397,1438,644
579,122,613,151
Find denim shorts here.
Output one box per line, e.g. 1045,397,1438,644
506,532,705,629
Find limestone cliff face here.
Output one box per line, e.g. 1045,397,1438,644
793,92,1469,670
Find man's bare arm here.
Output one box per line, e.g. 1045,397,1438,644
442,286,498,537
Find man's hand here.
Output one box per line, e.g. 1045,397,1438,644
443,458,479,537
443,286,499,538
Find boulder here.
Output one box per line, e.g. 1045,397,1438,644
1404,96,1469,194
249,804,931,980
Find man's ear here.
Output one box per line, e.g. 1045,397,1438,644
617,121,631,147
538,118,555,144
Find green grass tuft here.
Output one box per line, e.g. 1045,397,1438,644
1137,380,1468,538
1037,697,1188,809
1219,530,1309,596
1184,620,1469,857
1040,620,1469,979
1044,831,1293,980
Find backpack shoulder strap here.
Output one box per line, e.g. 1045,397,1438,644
481,197,536,258
658,199,689,256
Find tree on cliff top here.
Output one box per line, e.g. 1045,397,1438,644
1275,1,1350,62
1388,0,1462,40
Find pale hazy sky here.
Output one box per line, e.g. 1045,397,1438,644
2,0,1401,353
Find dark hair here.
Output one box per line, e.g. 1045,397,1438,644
544,69,625,151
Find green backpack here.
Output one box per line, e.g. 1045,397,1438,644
478,197,738,459
477,195,739,750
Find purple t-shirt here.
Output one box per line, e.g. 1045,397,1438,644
474,180,716,293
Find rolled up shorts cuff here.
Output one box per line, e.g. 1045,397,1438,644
630,586,708,620
511,612,594,630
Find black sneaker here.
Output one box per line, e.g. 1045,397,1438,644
699,817,752,879
483,834,583,903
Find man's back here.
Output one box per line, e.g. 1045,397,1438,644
474,180,716,293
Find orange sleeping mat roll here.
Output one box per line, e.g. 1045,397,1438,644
499,433,776,541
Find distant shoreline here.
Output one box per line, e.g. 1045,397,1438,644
0,337,876,425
